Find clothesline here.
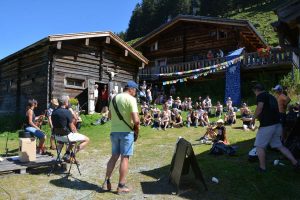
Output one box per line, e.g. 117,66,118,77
138,56,244,77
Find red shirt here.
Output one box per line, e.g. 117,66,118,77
101,89,108,101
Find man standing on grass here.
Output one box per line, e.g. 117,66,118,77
102,80,140,194
251,83,299,172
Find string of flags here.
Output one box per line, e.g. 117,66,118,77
162,55,243,85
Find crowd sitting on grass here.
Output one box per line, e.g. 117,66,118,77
139,94,255,132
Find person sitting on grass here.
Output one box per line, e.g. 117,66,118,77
226,97,233,111
24,99,47,154
192,110,199,127
173,112,183,128
186,109,193,127
152,110,161,130
161,109,170,131
203,96,212,115
213,119,229,144
143,110,153,127
167,96,173,108
187,97,193,110
172,97,181,109
240,102,249,116
181,97,188,111
215,101,223,118
92,106,110,125
225,107,236,125
200,124,217,144
200,111,210,127
141,101,149,115
241,108,256,131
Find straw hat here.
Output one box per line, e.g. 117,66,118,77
217,119,224,124
51,98,59,106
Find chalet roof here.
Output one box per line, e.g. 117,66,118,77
132,15,267,48
0,31,148,65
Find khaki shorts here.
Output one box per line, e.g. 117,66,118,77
254,123,283,148
55,132,86,143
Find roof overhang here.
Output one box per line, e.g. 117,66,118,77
0,31,148,65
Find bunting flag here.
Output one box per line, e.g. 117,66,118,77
162,55,244,85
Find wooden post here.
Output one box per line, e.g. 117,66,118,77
85,38,89,46
125,49,128,57
106,37,110,44
56,41,62,49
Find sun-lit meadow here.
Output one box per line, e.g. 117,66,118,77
0,107,300,200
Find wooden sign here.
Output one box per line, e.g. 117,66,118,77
169,138,208,193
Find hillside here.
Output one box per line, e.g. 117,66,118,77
228,0,283,46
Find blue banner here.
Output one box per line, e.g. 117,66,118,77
225,48,243,106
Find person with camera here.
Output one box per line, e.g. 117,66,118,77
102,81,140,194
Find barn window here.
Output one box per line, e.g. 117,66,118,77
150,41,158,51
217,30,228,40
65,78,85,89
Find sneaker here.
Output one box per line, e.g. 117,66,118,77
102,179,112,191
117,185,130,194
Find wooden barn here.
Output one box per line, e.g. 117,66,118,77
135,15,293,87
0,31,148,115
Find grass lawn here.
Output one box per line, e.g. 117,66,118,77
0,109,300,200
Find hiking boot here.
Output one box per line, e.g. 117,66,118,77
102,179,112,191
117,185,130,194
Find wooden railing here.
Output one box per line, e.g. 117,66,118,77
139,49,293,80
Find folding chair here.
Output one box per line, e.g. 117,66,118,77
47,128,81,177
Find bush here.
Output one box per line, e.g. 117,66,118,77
280,68,300,100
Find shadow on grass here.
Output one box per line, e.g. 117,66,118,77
50,176,100,192
138,137,300,200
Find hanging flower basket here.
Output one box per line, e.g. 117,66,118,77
257,47,271,58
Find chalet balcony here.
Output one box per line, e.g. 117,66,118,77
139,49,293,81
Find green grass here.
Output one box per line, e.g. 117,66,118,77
228,0,284,46
1,109,300,199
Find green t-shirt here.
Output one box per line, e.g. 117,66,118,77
109,92,138,132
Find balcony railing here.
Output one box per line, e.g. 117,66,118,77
139,49,293,80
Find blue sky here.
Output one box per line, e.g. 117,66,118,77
0,0,141,59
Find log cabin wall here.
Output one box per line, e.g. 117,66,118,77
139,21,255,68
51,39,102,101
51,37,140,104
0,45,49,115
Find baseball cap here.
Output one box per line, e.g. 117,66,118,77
125,80,140,91
273,84,283,91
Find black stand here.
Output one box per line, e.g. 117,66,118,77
169,138,208,193
5,132,9,157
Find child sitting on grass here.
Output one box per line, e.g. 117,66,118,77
92,106,109,125
143,110,153,126
224,107,236,125
241,108,256,131
173,112,183,128
152,110,161,130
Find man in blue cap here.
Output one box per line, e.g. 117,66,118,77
102,80,140,194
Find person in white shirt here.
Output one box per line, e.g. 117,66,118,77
94,84,99,107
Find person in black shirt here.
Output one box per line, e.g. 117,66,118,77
252,84,299,171
52,95,89,162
